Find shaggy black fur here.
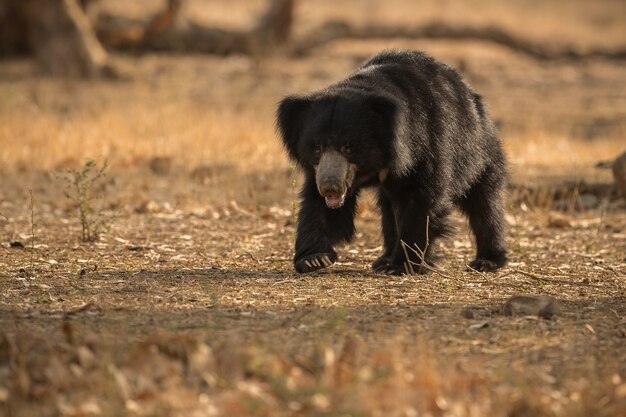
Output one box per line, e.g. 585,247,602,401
277,49,508,274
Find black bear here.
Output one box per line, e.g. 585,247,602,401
276,50,508,275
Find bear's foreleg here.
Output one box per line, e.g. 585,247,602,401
294,176,358,273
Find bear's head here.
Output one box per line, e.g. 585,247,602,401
276,91,398,208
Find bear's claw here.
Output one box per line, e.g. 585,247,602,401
295,253,336,273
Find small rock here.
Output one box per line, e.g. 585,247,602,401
502,295,560,319
547,212,571,228
461,309,475,319
613,151,626,203
461,306,482,319
190,162,235,184
148,157,173,175
190,164,215,184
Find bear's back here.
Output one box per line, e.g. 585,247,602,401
361,49,433,69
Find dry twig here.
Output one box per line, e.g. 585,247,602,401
468,265,604,288
400,216,459,280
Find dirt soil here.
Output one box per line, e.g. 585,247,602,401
1,1,625,416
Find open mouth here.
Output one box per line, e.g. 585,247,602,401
324,192,346,209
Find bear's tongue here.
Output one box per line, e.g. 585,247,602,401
325,193,345,208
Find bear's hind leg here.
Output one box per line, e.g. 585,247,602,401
459,168,508,272
379,199,450,275
372,191,398,271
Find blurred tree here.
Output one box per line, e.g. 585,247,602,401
255,0,295,46
95,0,295,55
0,0,294,76
0,0,115,77
4,0,619,71
0,1,28,56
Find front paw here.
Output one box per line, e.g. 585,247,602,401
295,252,337,273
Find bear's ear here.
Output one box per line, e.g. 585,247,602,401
276,95,312,161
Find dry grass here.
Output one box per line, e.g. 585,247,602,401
505,134,624,168
2,95,622,175
0,104,281,173
1,1,626,416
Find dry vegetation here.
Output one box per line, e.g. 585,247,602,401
1,1,625,416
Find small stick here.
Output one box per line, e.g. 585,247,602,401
401,240,457,280
419,216,430,274
475,267,604,288
509,268,604,287
400,240,415,275
399,215,459,280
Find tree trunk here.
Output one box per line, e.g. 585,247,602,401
0,1,28,56
15,0,115,77
95,0,295,56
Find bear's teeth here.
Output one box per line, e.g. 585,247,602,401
325,193,345,208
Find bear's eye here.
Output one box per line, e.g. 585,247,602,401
312,144,322,164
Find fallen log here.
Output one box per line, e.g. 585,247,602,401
290,20,626,61
3,0,625,76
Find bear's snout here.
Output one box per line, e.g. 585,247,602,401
315,150,356,209
318,178,343,195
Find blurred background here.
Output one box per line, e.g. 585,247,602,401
0,0,625,213
1,4,625,415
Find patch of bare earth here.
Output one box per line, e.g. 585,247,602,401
1,190,625,416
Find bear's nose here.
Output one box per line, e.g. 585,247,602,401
315,149,351,197
318,178,343,196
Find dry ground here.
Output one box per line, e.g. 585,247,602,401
1,1,626,416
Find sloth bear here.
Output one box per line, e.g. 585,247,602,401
276,50,508,275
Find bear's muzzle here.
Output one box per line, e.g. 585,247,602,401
315,150,356,209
